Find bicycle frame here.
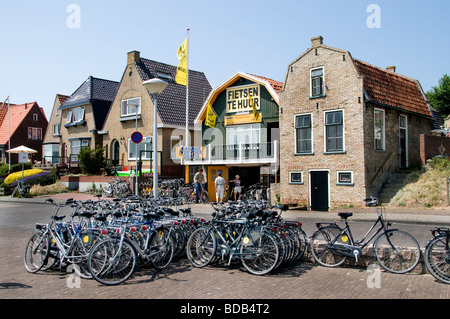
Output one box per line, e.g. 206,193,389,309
320,207,395,252
211,219,263,265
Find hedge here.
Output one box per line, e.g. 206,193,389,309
4,169,44,185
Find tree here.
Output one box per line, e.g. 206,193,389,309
427,74,450,115
77,145,105,175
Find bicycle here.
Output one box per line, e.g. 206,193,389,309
309,196,421,274
24,198,103,278
424,227,450,284
186,204,280,275
12,180,30,198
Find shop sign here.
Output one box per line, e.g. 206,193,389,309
224,112,262,126
176,146,206,159
226,84,260,113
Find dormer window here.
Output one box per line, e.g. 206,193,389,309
66,106,85,124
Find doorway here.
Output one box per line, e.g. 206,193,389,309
399,115,408,168
310,171,329,211
207,166,227,202
111,140,120,165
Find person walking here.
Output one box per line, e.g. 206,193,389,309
230,175,242,201
194,168,205,203
214,171,225,202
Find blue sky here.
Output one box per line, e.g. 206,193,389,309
0,0,449,118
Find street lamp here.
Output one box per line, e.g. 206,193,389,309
142,78,168,199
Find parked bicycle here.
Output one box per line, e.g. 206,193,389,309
309,196,421,274
424,227,450,284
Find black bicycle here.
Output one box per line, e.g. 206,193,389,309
309,197,421,274
425,227,450,284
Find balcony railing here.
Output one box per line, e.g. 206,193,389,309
182,141,278,165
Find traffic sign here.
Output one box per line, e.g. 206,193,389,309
131,131,143,144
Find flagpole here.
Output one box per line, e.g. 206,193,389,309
185,29,190,181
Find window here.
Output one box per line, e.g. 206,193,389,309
289,171,303,184
337,171,353,185
33,113,38,121
374,109,385,151
226,124,260,145
311,67,324,97
128,136,152,160
53,124,60,136
71,140,89,155
295,114,312,154
66,107,85,124
28,127,42,140
121,97,141,117
325,110,343,152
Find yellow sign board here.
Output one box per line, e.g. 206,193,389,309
224,113,262,126
226,84,260,113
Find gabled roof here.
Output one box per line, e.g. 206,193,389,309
353,59,432,118
0,102,46,145
59,76,120,130
195,71,283,124
135,58,212,127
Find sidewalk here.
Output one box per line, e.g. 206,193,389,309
0,191,449,226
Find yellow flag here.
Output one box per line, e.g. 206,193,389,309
175,38,188,86
205,103,216,128
249,94,259,121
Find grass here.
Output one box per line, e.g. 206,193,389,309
389,158,450,208
29,182,69,196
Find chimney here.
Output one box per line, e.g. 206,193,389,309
24,103,27,109
127,51,140,65
386,66,396,73
311,36,323,48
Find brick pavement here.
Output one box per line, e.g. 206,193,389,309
1,227,449,300
1,192,449,303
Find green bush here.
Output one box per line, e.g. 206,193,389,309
78,145,106,175
0,162,32,177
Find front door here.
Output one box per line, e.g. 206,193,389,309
399,115,408,168
310,171,329,211
207,166,227,202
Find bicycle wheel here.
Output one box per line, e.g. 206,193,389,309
240,231,279,275
24,232,50,273
149,229,175,270
293,227,308,262
309,225,348,267
200,191,209,203
425,235,450,284
88,237,137,286
374,229,420,274
186,227,216,268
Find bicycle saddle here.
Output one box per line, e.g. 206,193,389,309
338,212,353,219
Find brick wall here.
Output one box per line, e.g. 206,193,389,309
278,38,367,209
421,134,450,164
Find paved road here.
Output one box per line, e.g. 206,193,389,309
1,202,449,304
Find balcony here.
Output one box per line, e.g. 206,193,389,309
182,141,279,166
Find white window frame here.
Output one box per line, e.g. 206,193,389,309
374,108,385,151
399,114,408,167
324,109,345,153
336,171,353,186
121,97,141,117
226,123,261,146
128,136,152,161
66,106,85,124
289,171,304,184
294,113,313,154
33,113,38,121
53,124,60,136
310,67,325,98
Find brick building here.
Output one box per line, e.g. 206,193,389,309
43,76,119,166
0,101,48,165
100,51,212,177
278,36,432,210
